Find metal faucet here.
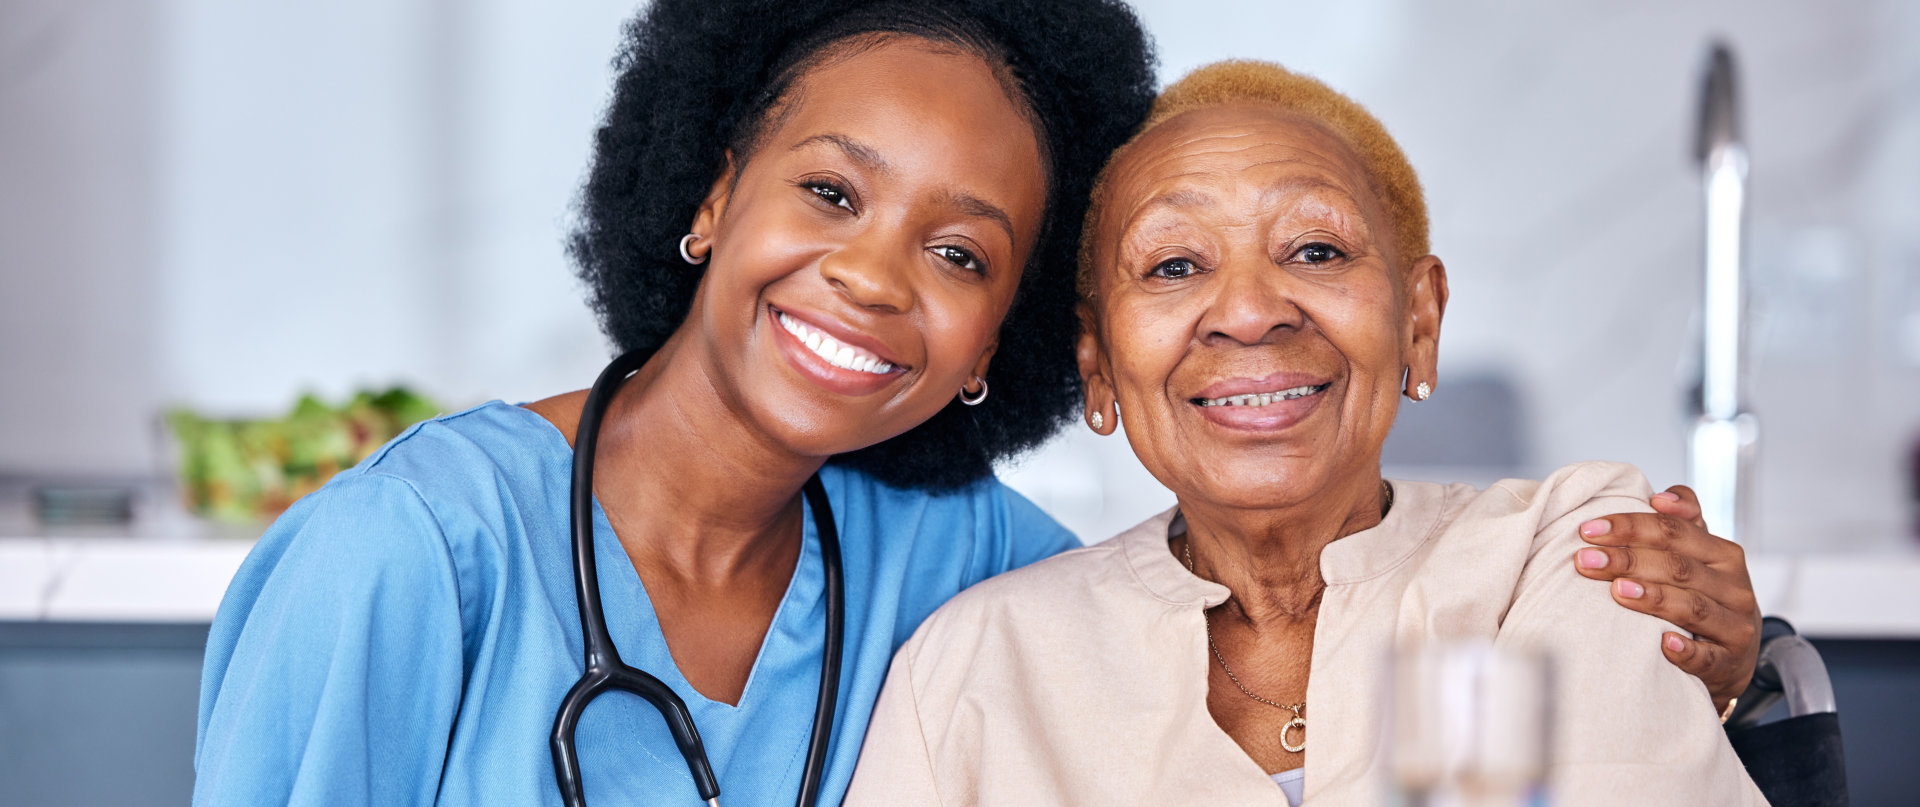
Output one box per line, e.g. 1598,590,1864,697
1689,42,1758,545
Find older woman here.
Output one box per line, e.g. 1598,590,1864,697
843,61,1766,805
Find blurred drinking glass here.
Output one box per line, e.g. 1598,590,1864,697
1391,640,1551,807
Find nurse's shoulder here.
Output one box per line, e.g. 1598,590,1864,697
203,401,566,702
207,400,562,648
834,462,1075,562
884,509,1148,678
194,401,560,805
353,399,574,514
777,460,1080,652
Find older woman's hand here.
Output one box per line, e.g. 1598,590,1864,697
1573,485,1760,711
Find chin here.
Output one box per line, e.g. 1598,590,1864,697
752,398,910,460
1200,486,1322,513
764,412,873,458
1173,457,1331,511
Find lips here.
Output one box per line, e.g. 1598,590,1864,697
768,305,907,397
1192,372,1330,404
776,309,897,374
1189,372,1332,431
1195,383,1328,408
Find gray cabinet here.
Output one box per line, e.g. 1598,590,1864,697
0,623,205,807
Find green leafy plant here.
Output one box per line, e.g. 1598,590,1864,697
166,387,443,523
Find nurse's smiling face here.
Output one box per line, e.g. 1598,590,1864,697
681,38,1046,458
1079,105,1447,511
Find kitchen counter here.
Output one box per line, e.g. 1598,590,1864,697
1745,552,1920,639
4,522,1919,637
0,481,255,621
0,534,254,621
3,476,1917,634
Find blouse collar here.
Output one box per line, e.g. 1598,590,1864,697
1116,479,1451,607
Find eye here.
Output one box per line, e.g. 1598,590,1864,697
805,180,855,212
933,245,985,275
1293,242,1346,263
1147,258,1200,279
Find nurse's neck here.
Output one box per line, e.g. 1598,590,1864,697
525,333,823,704
527,341,819,585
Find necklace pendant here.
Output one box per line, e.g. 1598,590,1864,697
1281,715,1307,754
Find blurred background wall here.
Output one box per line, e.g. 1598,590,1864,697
2,0,626,477
6,0,1917,551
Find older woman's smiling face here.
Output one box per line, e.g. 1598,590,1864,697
1080,104,1446,512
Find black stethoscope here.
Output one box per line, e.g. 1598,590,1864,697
549,350,846,807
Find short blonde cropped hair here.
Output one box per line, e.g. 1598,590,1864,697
1080,60,1429,297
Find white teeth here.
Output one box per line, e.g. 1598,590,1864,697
777,310,895,375
1196,384,1324,407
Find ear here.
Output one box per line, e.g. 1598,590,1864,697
684,151,739,262
1076,302,1119,435
1403,254,1449,398
969,338,998,388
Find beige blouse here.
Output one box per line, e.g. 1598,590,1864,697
844,462,1766,806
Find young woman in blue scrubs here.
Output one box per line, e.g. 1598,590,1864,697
193,2,1764,805
195,2,1156,804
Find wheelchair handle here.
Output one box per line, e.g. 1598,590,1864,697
1725,617,1837,729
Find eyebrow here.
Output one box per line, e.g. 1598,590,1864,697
791,133,893,176
1141,188,1215,212
792,133,1017,246
1135,177,1355,220
941,190,1017,246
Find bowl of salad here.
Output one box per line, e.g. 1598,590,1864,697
166,387,442,523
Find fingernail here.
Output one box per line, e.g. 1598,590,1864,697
1653,491,1680,503
1577,548,1607,569
1665,634,1685,653
1579,519,1611,537
1616,579,1644,599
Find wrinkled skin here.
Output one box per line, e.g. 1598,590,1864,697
1075,106,1757,772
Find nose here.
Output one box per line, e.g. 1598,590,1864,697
818,235,915,314
1196,254,1304,346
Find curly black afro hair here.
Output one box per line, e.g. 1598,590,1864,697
571,0,1156,490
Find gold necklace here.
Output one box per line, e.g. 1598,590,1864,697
1179,480,1391,755
1186,537,1309,754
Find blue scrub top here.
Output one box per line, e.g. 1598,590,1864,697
193,402,1077,806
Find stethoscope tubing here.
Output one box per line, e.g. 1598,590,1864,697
796,476,846,807
550,350,844,807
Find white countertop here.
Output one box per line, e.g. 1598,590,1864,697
0,533,1915,639
4,496,1919,637
0,534,255,621
0,484,257,622
1745,552,1920,639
